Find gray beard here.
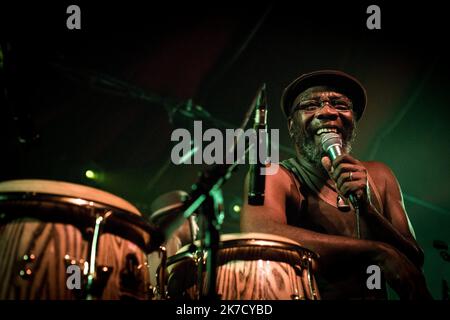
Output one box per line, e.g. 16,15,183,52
291,124,356,169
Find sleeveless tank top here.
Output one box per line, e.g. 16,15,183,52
280,157,387,299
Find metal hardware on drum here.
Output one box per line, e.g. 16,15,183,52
173,85,266,300
0,179,163,300
194,246,205,300
18,253,36,279
63,254,113,300
163,233,321,300
147,285,156,300
85,212,108,300
305,256,315,300
155,246,168,299
64,208,115,300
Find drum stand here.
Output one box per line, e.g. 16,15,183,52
197,188,224,300
178,86,267,300
182,164,228,301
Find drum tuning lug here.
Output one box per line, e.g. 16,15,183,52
85,265,113,299
23,253,36,262
192,251,204,266
64,255,80,265
19,267,33,279
18,253,36,279
293,265,303,276
84,227,94,237
97,265,113,278
100,266,110,273
301,254,310,268
291,294,301,300
147,285,156,300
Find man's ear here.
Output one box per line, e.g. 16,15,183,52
287,117,294,138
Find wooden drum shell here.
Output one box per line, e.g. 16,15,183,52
0,179,160,300
165,233,320,300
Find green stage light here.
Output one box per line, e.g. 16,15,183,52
85,170,96,179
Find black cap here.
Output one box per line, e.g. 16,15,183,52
280,70,367,120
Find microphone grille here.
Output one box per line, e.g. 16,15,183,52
321,132,342,152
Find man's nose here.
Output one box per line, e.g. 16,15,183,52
316,103,339,120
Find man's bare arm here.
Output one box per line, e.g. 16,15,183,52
324,155,424,268
241,165,431,299
362,162,424,267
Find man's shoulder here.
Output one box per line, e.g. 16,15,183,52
265,163,302,193
270,163,305,203
247,163,294,187
362,160,399,188
362,160,395,176
267,163,296,182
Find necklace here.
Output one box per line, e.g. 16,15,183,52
322,172,351,212
337,194,351,212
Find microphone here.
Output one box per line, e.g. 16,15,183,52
321,132,359,210
248,84,267,206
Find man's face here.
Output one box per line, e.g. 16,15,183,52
288,86,356,167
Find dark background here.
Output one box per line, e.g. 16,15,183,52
1,1,449,299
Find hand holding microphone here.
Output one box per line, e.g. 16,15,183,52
321,132,369,210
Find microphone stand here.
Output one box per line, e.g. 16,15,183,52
197,179,224,300
180,85,265,300
181,161,234,300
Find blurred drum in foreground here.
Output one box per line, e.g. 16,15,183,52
0,179,162,300
164,232,320,300
146,190,199,299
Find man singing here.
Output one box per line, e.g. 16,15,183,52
241,70,432,299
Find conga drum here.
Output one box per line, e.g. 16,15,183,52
0,179,162,300
147,190,199,300
164,233,320,300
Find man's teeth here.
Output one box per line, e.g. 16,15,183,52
316,128,338,135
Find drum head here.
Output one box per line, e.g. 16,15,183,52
173,232,315,256
220,232,303,246
0,179,140,215
0,179,163,253
168,232,318,269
